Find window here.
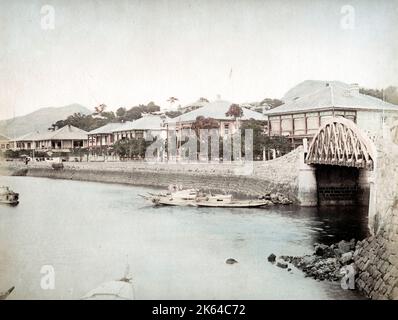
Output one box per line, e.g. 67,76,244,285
224,124,229,135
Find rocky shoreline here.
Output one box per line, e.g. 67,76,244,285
269,239,358,285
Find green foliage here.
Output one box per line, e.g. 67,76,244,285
50,112,113,132
260,98,283,109
51,102,162,132
385,86,398,105
113,138,150,159
165,110,182,118
359,88,383,100
191,116,220,137
116,107,126,118
4,149,20,158
360,86,398,104
226,104,243,118
240,120,291,159
167,97,179,104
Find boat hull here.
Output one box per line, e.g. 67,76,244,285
195,201,269,208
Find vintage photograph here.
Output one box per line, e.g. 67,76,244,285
0,0,398,301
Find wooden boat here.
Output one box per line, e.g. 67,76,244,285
81,268,135,300
195,199,271,208
140,189,199,206
0,186,19,205
141,188,272,208
81,279,134,300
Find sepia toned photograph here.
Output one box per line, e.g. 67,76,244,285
0,0,398,304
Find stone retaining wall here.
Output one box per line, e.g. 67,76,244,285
0,147,302,201
354,131,398,300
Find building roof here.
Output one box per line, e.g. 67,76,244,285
14,131,44,142
0,133,10,141
114,115,168,132
44,125,88,140
167,100,266,123
88,122,132,135
265,80,398,115
14,125,88,141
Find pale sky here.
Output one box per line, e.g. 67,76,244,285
0,0,397,119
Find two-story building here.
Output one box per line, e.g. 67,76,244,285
167,99,266,137
265,80,398,147
112,114,169,141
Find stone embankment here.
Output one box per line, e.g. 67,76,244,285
354,133,398,300
0,147,302,201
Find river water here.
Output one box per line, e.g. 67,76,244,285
0,176,369,299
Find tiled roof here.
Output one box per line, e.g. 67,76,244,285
88,122,131,134
114,115,168,131
265,80,398,115
167,100,265,123
14,125,88,141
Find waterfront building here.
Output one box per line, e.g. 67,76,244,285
88,122,130,150
265,80,398,147
112,114,169,141
87,114,170,160
12,125,88,152
167,99,266,137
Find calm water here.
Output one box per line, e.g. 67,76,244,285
0,176,368,299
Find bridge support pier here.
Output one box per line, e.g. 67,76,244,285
297,153,317,206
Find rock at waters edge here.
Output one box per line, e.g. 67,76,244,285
225,258,238,265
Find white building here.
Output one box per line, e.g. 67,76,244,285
167,99,266,137
13,125,88,151
265,80,398,146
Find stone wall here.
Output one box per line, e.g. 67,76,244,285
0,147,303,201
354,127,398,300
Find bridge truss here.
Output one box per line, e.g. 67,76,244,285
305,117,375,170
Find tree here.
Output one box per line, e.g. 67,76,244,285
260,98,283,109
198,97,209,103
384,86,398,105
146,101,161,113
226,103,243,132
240,119,291,160
94,104,107,115
49,112,112,132
191,116,220,138
165,110,182,118
125,106,143,121
226,104,243,118
167,97,179,105
113,138,149,159
116,107,126,118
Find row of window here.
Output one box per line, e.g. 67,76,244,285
269,112,356,136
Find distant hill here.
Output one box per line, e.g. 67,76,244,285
0,104,91,138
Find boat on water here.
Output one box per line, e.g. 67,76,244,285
140,186,273,208
81,279,135,300
81,265,135,300
0,186,19,205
